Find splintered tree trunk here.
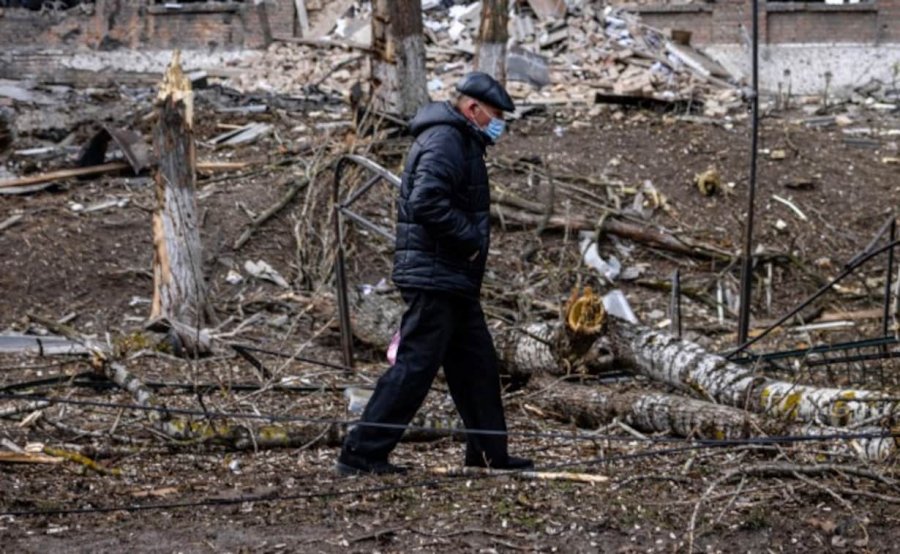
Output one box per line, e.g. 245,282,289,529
605,317,897,428
150,52,213,356
475,0,508,85
371,0,429,118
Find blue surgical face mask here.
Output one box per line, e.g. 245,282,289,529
484,117,506,142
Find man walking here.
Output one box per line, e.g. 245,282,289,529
337,72,533,475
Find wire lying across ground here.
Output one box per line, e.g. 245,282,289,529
0,443,760,518
1,392,895,446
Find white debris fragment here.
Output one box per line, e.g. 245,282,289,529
225,270,244,285
244,260,290,288
344,387,375,416
128,296,151,307
603,290,638,324
579,232,621,283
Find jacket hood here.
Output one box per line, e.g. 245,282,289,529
409,101,490,145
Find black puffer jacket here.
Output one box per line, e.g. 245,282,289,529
392,101,492,297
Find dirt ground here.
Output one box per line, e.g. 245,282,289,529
1,81,900,552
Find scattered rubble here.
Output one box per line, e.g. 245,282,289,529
224,1,747,117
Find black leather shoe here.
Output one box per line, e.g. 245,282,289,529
336,452,408,476
465,454,534,470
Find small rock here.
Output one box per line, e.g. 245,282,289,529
835,114,854,126
647,309,665,320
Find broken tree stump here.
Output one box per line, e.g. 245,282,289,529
150,51,215,356
351,289,614,381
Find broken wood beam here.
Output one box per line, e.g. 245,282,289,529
0,160,250,189
0,162,132,188
491,203,731,261
431,465,608,484
294,0,310,36
273,36,374,53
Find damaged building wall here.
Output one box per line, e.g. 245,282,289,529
0,0,294,49
619,0,900,94
620,0,897,45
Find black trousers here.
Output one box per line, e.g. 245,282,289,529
342,288,509,465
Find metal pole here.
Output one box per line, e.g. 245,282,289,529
333,159,355,371
737,0,760,345
729,238,900,359
670,269,682,338
883,218,896,338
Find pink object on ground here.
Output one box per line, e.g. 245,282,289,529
387,330,401,365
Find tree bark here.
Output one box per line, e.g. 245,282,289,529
351,289,897,433
371,0,429,118
475,0,508,85
351,292,614,380
532,377,755,440
605,317,897,428
150,51,214,356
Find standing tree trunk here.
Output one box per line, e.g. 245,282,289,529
150,51,214,356
371,0,429,119
475,0,508,85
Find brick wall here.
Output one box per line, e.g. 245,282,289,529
879,0,900,42
625,0,896,46
767,6,879,44
629,6,715,45
0,0,298,50
0,0,895,49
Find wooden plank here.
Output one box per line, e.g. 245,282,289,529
0,451,63,464
146,4,240,15
526,0,566,20
0,161,250,189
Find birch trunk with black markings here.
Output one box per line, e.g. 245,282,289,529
531,377,756,440
605,317,897,428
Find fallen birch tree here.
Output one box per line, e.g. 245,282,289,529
350,288,898,431
529,377,755,440
604,315,897,427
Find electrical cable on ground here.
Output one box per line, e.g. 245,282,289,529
0,392,894,447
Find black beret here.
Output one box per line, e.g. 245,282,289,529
455,71,515,112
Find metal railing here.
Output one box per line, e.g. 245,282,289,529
332,155,401,369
